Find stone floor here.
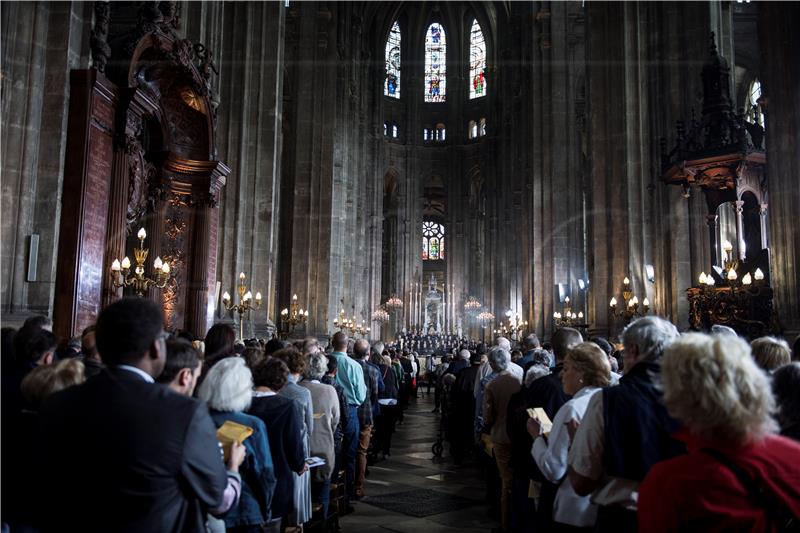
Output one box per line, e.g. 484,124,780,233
339,391,499,532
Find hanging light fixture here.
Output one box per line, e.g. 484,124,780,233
386,293,403,310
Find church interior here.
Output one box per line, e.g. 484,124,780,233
2,1,800,532
1,0,798,342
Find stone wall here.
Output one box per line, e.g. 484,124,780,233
1,1,92,326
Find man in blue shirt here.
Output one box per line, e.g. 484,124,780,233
330,332,366,502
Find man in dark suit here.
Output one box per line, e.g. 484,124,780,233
40,298,245,533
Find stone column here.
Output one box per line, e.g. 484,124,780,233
759,203,768,250
759,2,800,336
706,214,720,267
733,200,746,261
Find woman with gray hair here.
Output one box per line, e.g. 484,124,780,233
299,352,340,520
639,333,800,531
197,357,278,532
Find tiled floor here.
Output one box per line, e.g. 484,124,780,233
339,392,499,532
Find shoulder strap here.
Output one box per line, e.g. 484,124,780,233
701,448,799,531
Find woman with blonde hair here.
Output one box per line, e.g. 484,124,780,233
639,333,800,531
528,342,611,531
750,335,791,372
21,358,86,409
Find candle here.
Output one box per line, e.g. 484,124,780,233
754,268,764,281
162,262,170,274
742,273,752,285
154,257,163,270
699,272,707,285
111,259,121,272
727,269,738,281
623,277,630,286
137,228,146,241
223,291,231,302
609,297,617,308
121,257,131,270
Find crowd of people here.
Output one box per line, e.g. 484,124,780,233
426,318,800,533
1,299,428,533
2,301,800,533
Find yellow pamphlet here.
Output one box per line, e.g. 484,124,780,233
216,420,253,461
527,407,553,437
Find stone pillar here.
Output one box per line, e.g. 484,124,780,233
733,200,746,261
759,203,768,250
706,214,720,267
759,2,800,336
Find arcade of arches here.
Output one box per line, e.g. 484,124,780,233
2,1,799,343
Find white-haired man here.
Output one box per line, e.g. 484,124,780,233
568,316,683,532
473,337,523,399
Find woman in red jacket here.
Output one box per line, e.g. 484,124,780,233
638,332,800,532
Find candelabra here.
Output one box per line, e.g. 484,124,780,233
495,310,528,339
221,272,262,340
690,265,772,336
333,308,355,333
280,294,308,338
386,293,403,311
354,321,371,337
609,276,649,322
110,228,171,297
372,306,390,324
464,296,482,313
553,296,585,327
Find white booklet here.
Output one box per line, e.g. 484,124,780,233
305,456,326,468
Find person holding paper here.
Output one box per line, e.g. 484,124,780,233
300,352,340,520
528,342,611,531
198,357,278,533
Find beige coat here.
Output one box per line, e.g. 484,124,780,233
483,371,522,444
299,380,341,481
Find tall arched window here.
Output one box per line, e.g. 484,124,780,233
424,23,446,103
745,79,764,128
385,21,401,98
422,221,445,260
469,19,487,99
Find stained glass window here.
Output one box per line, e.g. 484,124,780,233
385,22,401,99
468,120,477,139
469,19,487,99
424,23,446,103
479,117,486,136
392,123,398,138
422,221,445,260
